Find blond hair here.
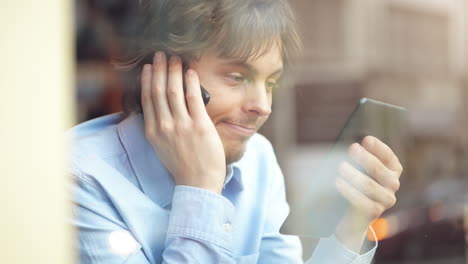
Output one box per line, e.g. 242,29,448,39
117,0,302,115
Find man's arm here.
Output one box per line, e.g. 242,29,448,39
163,185,236,263
334,136,403,252
72,171,238,264
256,141,377,264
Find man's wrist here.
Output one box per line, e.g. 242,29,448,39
174,170,226,195
168,185,235,248
175,182,223,195
334,212,371,253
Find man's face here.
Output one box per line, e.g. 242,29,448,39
189,45,283,164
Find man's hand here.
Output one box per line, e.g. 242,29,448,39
334,136,403,252
141,51,226,194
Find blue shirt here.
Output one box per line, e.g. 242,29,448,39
69,113,377,263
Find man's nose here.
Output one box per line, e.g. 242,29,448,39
242,82,272,117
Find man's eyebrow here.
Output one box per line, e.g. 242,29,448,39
221,60,283,77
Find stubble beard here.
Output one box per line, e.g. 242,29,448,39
217,117,267,165
223,139,248,165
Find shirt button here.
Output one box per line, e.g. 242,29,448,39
223,223,232,233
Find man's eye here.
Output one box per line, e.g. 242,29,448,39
266,81,278,92
227,74,245,83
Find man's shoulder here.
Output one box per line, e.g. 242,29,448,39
246,133,275,155
68,113,124,136
67,113,126,161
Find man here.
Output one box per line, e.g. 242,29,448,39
70,0,403,263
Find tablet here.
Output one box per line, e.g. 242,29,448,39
281,98,407,237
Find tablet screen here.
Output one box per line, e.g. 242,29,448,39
281,98,407,237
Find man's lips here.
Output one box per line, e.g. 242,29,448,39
221,121,257,137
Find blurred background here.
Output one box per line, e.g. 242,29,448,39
75,0,468,263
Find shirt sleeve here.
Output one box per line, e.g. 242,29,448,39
257,156,378,264
71,175,151,264
162,185,237,263
307,229,377,264
73,172,239,264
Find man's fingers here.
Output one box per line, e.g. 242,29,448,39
335,177,385,220
167,55,189,120
141,64,156,131
349,143,401,192
362,136,403,174
184,69,207,119
151,51,172,122
339,162,397,209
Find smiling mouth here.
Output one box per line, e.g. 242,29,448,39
221,121,257,137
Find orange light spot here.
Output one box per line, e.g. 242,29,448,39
368,218,389,241
428,202,444,222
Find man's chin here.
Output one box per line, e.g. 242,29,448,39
224,141,248,165
225,150,245,165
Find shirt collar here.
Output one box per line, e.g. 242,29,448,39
117,113,245,207
117,114,174,208
224,163,244,191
